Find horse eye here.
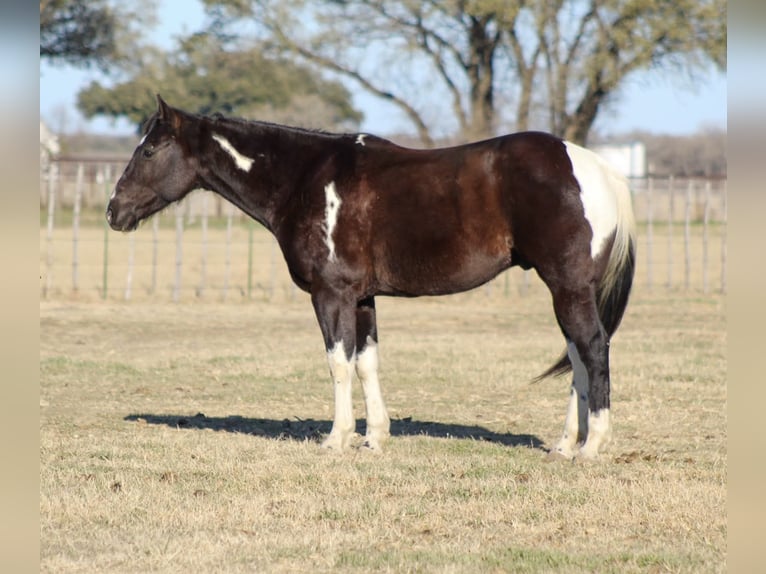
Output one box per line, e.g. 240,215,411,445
143,147,154,158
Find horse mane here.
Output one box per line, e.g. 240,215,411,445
208,111,342,141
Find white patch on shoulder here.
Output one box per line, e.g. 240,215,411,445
212,133,254,172
323,181,342,261
564,141,618,259
355,134,367,146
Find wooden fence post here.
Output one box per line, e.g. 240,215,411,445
198,193,208,297
44,162,58,298
721,180,727,294
247,220,254,299
102,165,111,300
683,180,693,291
667,175,674,289
270,236,277,299
125,234,135,300
223,202,233,300
72,163,84,293
150,217,159,294
702,181,711,294
173,202,184,302
646,176,654,291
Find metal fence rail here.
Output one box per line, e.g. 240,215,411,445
40,161,727,301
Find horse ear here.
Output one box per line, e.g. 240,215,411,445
156,94,181,130
156,94,169,118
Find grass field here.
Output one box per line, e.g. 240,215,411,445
40,282,726,572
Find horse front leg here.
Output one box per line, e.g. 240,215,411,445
312,287,357,451
355,297,390,451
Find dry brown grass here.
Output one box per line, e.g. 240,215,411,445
40,283,726,572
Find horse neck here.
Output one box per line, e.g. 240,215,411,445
196,121,335,232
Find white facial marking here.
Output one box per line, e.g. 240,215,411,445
323,181,342,261
564,142,619,259
212,133,254,172
355,134,367,146
356,337,390,449
138,134,147,147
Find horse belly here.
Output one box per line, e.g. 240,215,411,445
377,233,511,296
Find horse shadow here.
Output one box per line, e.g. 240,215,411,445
124,413,545,450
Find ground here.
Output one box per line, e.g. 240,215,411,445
40,287,726,573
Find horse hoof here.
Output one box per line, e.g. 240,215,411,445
545,449,574,463
574,448,602,463
320,433,350,451
360,438,384,453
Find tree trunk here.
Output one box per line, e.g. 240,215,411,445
563,83,607,145
465,16,498,140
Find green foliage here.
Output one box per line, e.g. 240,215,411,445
40,0,155,72
76,33,363,132
200,0,726,144
40,0,118,69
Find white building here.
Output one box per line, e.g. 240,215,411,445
591,141,646,179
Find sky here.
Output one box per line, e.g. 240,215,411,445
39,0,727,139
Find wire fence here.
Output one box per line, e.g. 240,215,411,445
40,159,727,302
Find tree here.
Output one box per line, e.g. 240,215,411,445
201,0,726,145
40,0,152,72
76,33,362,133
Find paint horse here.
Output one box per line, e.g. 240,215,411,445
107,96,635,460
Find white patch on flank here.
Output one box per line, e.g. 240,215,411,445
355,133,367,146
356,337,390,450
212,133,254,172
323,181,342,261
553,342,590,459
322,342,356,450
564,141,619,259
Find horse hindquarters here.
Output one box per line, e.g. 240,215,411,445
543,142,636,460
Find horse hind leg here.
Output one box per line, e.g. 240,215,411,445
550,285,612,460
355,297,390,451
550,341,589,460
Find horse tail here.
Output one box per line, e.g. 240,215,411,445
535,149,637,382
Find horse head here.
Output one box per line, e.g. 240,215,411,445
106,95,199,231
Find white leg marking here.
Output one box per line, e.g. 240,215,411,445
553,342,589,459
212,133,254,172
356,336,390,450
323,181,342,261
564,142,619,258
355,134,367,146
579,408,611,460
322,342,355,451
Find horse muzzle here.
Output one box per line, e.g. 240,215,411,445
105,201,137,232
